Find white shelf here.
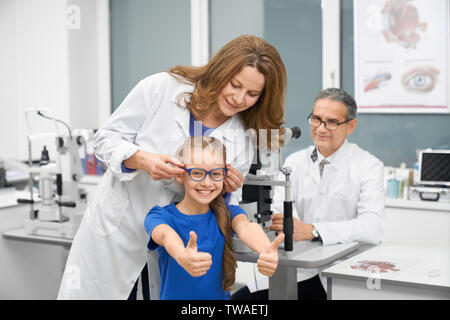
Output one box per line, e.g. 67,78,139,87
385,197,450,212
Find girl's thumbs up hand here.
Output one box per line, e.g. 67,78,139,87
186,230,198,251
176,231,212,277
256,233,284,276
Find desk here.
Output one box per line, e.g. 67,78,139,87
235,241,359,299
321,243,450,300
383,198,450,246
2,228,72,298
0,200,75,299
385,198,450,212
0,207,70,299
3,228,72,248
0,179,97,299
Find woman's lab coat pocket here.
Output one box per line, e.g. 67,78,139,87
86,183,129,237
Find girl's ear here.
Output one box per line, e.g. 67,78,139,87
174,173,184,184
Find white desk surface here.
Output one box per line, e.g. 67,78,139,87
236,241,359,269
2,228,73,247
385,197,450,212
321,242,450,291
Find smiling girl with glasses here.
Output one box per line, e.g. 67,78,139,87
144,136,283,300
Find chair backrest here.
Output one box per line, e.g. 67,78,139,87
147,250,161,300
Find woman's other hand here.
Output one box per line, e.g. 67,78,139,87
223,165,245,193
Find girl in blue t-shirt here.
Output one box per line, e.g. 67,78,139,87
144,136,284,300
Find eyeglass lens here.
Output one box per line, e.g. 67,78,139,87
309,116,339,130
189,168,226,181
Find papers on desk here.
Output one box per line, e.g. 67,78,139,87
327,248,420,280
347,259,420,279
323,243,450,291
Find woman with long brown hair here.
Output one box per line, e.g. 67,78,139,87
170,35,286,144
58,35,287,299
145,136,283,299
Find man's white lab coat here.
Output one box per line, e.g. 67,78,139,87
58,72,254,299
247,140,385,292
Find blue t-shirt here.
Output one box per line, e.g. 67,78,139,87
189,112,215,137
144,203,246,300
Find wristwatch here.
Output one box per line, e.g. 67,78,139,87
312,225,322,243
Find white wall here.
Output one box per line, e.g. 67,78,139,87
322,0,341,89
0,0,70,161
67,0,111,130
0,0,19,160
0,0,110,162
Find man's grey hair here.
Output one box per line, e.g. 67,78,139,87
314,88,357,120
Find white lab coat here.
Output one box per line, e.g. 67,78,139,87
246,140,385,293
58,72,254,299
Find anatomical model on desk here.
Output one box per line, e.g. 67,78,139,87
5,108,92,239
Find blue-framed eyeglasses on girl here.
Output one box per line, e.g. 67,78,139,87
184,167,228,182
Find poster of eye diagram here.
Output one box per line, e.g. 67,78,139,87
354,0,449,113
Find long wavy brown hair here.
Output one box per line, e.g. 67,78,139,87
170,35,287,150
177,136,236,291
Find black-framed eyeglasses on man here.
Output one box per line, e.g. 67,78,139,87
307,113,353,131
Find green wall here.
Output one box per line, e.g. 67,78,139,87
110,0,191,111
263,0,322,159
110,0,449,167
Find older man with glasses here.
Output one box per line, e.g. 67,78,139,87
232,88,385,300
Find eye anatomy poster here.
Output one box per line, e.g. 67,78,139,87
354,0,449,113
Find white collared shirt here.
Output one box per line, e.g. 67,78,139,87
316,148,333,165
246,140,385,292
275,140,385,245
